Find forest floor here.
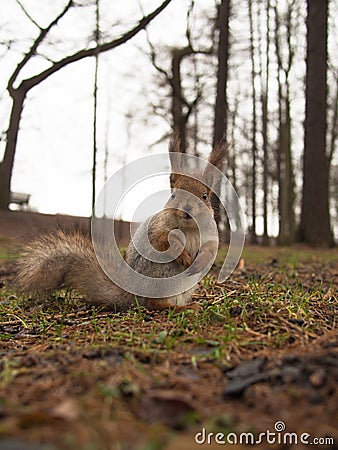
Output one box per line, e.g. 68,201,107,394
0,217,337,450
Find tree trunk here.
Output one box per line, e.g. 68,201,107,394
212,0,230,233
328,76,338,166
213,0,230,148
171,48,192,153
275,2,296,246
261,0,270,245
248,0,257,244
0,88,26,209
92,0,100,215
261,88,269,245
299,0,333,247
278,105,295,245
92,55,99,215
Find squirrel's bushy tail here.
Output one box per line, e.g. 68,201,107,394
15,228,134,311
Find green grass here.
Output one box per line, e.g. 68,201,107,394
0,238,336,450
217,243,338,265
0,262,334,360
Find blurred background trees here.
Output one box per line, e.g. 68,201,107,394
0,0,337,247
0,0,173,210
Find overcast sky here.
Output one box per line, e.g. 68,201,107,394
1,0,212,217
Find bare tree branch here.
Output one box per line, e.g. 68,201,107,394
185,0,195,49
8,0,74,93
144,28,170,78
10,0,172,91
16,0,42,30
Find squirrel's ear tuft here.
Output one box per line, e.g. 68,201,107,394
204,138,228,190
169,134,182,189
208,137,228,171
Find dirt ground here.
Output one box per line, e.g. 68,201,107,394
0,212,337,450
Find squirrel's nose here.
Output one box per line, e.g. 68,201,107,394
183,205,192,214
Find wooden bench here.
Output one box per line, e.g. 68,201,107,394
10,192,31,210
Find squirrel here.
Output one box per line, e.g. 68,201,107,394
15,138,227,312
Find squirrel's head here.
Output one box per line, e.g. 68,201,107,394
165,136,228,226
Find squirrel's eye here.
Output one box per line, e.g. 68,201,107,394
171,192,176,199
202,192,208,200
